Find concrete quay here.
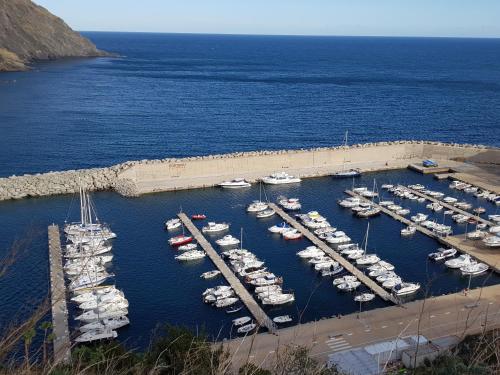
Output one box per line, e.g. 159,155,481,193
177,213,276,333
48,225,71,364
268,203,398,304
224,284,500,369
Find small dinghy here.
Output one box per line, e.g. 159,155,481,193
273,315,292,324
200,270,221,279
232,316,252,326
237,323,257,334
168,235,193,247
191,214,206,220
354,293,375,302
226,304,244,314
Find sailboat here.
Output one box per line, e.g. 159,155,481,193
247,181,269,212
332,131,361,178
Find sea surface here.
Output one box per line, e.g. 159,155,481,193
0,34,500,177
1,34,500,352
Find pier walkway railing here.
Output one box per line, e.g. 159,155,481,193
268,203,397,304
177,213,276,333
48,225,71,364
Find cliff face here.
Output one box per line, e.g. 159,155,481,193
0,0,109,71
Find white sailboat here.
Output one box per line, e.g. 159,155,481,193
333,131,361,178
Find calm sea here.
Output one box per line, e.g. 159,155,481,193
1,34,499,351
0,33,499,177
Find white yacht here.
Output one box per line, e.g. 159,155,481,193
261,293,295,305
218,178,251,188
232,316,252,326
483,236,500,248
354,293,375,302
337,280,361,291
367,261,394,272
332,131,362,178
333,275,358,286
268,222,291,234
411,213,428,223
428,248,457,261
273,315,293,324
202,222,229,233
356,254,380,265
262,172,301,185
256,209,275,218
201,270,221,279
401,225,417,236
460,263,488,276
278,197,302,210
175,250,206,261
69,272,114,291
444,254,474,269
75,328,118,343
296,246,324,259
282,229,302,240
382,277,403,289
165,218,181,230
216,235,240,247
214,297,239,308
338,197,361,208
178,243,198,251
76,308,129,322
467,230,486,240
247,201,269,212
392,282,420,296
66,264,106,277
72,289,123,304
79,316,129,333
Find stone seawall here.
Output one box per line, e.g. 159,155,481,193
0,140,497,202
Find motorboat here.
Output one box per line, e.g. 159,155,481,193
346,250,364,260
382,277,403,289
333,275,357,286
461,263,488,276
333,169,361,178
76,308,129,322
168,234,193,247
296,246,324,259
338,197,361,208
178,243,197,251
278,197,302,211
308,255,331,265
257,288,282,300
237,323,257,334
254,285,282,294
426,202,443,212
72,289,123,304
367,260,394,272
66,264,106,277
433,224,453,237
356,254,380,265
326,235,351,245
247,201,269,213
467,230,486,240
283,229,302,240
483,236,500,248
387,205,403,211
262,172,301,185
273,315,292,324
354,293,375,302
314,260,337,271
455,202,472,210
69,272,114,291
226,305,244,314
392,282,420,296
261,293,295,305
249,275,283,287
337,281,361,291
175,250,206,261
256,209,275,219
216,235,240,247
219,178,251,188
79,316,129,332
376,272,398,283
473,207,486,215
452,214,469,224
314,227,337,236
411,213,428,223
75,328,118,343
444,254,474,269
202,222,229,233
232,316,252,326
356,208,381,218
396,209,410,216
489,226,500,234
320,265,344,277
488,215,500,223
269,222,291,234
214,297,239,308
443,197,458,204
203,285,232,296
191,214,206,220
381,184,394,190
165,218,181,230
200,270,221,279
401,226,417,236
379,200,395,207
80,298,128,311
72,285,118,297
428,248,457,261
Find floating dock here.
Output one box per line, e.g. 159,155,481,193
48,225,71,364
268,203,398,304
408,163,451,174
177,213,276,333
345,191,500,274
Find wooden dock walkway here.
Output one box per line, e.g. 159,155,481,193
177,213,276,333
346,191,500,274
268,203,398,304
403,185,494,227
48,225,71,364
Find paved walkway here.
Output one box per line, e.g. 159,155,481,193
224,284,500,369
269,203,397,304
48,225,71,364
177,213,276,333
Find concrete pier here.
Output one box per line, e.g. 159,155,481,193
177,213,276,333
268,203,398,304
346,191,500,274
48,225,71,364
403,185,494,227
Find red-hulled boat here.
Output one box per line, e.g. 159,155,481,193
191,214,207,220
168,235,193,247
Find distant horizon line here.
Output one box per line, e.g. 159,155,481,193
79,30,500,40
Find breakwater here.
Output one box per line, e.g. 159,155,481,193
0,140,498,201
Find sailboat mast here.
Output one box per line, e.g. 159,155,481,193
341,130,348,172
365,222,370,253
79,185,84,225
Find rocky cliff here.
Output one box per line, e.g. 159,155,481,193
0,0,109,72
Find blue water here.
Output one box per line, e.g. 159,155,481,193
1,170,499,350
1,34,500,351
1,34,500,177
